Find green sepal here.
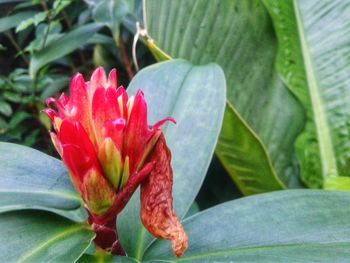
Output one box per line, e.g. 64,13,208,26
98,138,123,189
82,169,116,215
120,156,129,189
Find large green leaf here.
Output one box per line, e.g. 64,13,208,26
262,0,350,189
30,23,103,78
118,60,226,259
146,0,305,193
144,190,350,262
0,210,94,262
0,142,85,221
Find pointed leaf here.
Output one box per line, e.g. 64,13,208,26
216,103,285,195
30,23,103,78
0,11,37,32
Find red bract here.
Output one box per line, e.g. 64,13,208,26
44,67,187,257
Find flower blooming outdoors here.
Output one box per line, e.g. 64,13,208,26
43,67,188,257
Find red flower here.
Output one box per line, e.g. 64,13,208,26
43,67,187,257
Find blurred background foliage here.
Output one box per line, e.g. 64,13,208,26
1,0,349,208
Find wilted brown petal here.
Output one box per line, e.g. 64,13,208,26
140,134,188,257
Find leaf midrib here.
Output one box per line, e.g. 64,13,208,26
293,0,338,180
156,241,350,262
0,190,81,202
17,224,89,263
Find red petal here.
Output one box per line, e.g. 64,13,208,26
108,69,117,89
45,97,65,115
49,132,62,156
103,118,125,152
92,87,121,145
125,90,152,174
140,134,188,257
61,144,88,187
59,120,101,185
116,86,128,119
90,67,107,93
153,117,176,130
55,73,93,139
42,108,57,122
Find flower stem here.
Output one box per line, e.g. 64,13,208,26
90,215,126,256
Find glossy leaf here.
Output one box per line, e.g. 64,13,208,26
118,60,226,259
144,190,350,262
262,0,350,189
146,0,305,193
30,23,103,78
0,210,94,262
0,142,85,221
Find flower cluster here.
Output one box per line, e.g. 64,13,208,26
44,67,187,257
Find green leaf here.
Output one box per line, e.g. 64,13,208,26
0,210,94,262
0,101,12,117
78,253,138,263
0,43,7,51
30,23,103,78
52,0,73,17
262,0,350,188
144,190,350,261
92,0,133,40
0,142,85,221
0,116,7,131
185,202,200,218
118,59,226,259
7,111,31,129
146,0,305,193
0,11,37,32
216,102,285,195
23,129,40,147
3,91,21,103
324,177,350,192
16,11,47,33
40,76,70,101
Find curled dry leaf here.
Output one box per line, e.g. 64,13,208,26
141,133,188,257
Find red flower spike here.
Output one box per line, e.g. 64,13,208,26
43,67,186,257
141,134,188,257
